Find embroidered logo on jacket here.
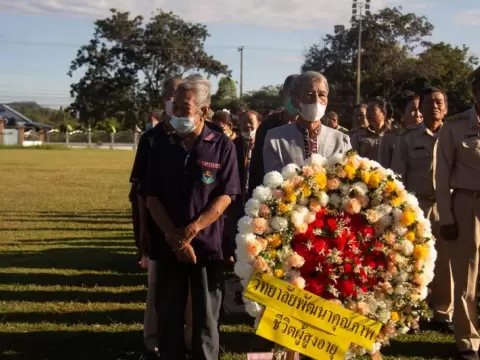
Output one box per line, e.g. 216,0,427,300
201,170,214,184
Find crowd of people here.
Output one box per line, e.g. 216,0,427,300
128,67,480,360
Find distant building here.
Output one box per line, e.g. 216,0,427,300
0,104,52,130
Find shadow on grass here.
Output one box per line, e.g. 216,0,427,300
220,331,271,354
0,272,145,287
0,289,145,303
3,309,144,325
3,218,132,225
1,241,135,248
0,247,139,273
0,330,142,360
384,336,457,358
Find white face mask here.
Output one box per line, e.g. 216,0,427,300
241,129,256,140
300,103,327,123
170,116,197,134
165,100,174,117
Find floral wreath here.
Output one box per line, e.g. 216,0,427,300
234,151,436,357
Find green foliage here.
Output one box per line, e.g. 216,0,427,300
242,85,282,115
302,6,477,118
67,8,230,129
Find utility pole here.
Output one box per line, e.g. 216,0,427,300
238,46,244,100
352,0,370,105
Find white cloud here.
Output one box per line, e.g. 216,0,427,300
455,9,480,26
409,3,428,9
0,0,396,31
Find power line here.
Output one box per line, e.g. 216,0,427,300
0,40,303,53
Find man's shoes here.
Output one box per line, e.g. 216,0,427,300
456,350,479,360
139,350,159,360
431,320,454,334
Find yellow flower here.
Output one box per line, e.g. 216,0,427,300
413,245,428,260
385,181,396,193
301,183,312,198
274,269,285,278
314,173,327,190
268,234,283,248
278,202,292,214
284,193,297,204
390,312,400,322
360,170,371,184
284,185,294,197
269,250,278,259
401,210,415,227
344,164,356,180
391,196,402,207
368,172,381,188
405,231,416,242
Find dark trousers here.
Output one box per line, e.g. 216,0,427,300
130,191,141,253
156,259,224,360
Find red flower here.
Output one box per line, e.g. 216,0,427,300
326,218,337,232
338,279,356,298
343,263,354,274
305,279,324,295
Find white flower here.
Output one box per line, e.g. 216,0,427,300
368,342,382,355
235,245,254,262
245,299,263,317
394,285,407,296
281,163,300,180
305,212,316,224
240,276,250,289
367,297,379,313
392,208,403,224
340,183,351,196
329,193,342,208
377,204,393,217
290,211,305,227
377,309,391,323
235,232,256,247
252,186,272,202
426,242,437,263
398,326,410,335
237,216,253,234
401,240,414,256
352,181,368,196
299,198,309,206
263,171,283,189
305,154,327,167
420,286,429,300
270,216,288,232
396,227,408,236
327,154,343,167
319,192,329,207
234,261,254,280
379,214,393,228
295,205,309,215
244,199,260,217
405,193,420,208
394,272,409,283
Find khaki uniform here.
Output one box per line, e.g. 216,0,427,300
335,125,349,135
435,106,480,352
350,125,390,160
392,123,453,323
378,126,410,169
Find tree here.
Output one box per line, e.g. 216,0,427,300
302,7,433,107
216,77,237,100
67,8,230,129
242,85,282,115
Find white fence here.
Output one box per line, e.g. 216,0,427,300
45,129,140,150
2,129,18,145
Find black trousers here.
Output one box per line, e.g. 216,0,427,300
130,190,141,253
155,259,224,360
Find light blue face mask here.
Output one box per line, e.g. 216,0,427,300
284,97,299,117
146,122,154,131
170,116,197,134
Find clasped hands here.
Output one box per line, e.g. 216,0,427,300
166,222,200,264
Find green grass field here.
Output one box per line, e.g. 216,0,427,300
0,149,458,359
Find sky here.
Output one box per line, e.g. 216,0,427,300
0,0,478,109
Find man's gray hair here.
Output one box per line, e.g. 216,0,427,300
282,74,299,95
177,75,212,109
294,71,329,96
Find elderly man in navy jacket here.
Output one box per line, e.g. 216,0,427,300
146,75,240,360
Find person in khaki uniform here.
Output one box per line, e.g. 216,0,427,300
351,97,390,160
435,67,480,360
378,92,422,168
324,111,349,134
392,88,454,333
348,104,368,139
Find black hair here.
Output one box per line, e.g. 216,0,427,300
354,103,367,109
397,91,420,113
211,111,232,126
421,87,448,106
367,97,387,113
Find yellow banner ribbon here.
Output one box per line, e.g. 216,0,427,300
245,271,383,350
257,307,350,360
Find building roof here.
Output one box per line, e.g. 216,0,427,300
0,104,53,129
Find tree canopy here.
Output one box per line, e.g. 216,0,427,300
302,6,478,122
67,8,229,129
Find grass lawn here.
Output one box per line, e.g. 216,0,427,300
0,149,457,360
